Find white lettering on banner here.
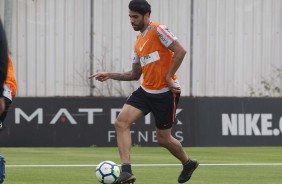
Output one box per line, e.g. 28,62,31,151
15,108,103,125
108,131,115,142
222,114,237,135
176,109,183,124
145,114,151,125
152,131,157,142
238,114,245,135
139,131,148,142
14,106,185,145
50,109,77,124
111,109,121,124
175,131,184,142
14,107,182,125
245,114,260,135
261,114,273,135
222,113,281,136
15,108,43,124
108,130,184,143
79,108,103,124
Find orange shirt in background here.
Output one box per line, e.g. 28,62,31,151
4,53,17,97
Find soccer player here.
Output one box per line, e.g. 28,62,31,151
0,19,8,116
0,52,17,131
0,18,9,184
89,0,198,183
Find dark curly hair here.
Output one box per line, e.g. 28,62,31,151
129,0,151,15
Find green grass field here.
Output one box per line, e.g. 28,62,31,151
0,147,281,184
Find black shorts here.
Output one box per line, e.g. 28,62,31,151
126,87,180,129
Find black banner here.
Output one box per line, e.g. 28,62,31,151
0,97,195,147
0,97,281,147
195,97,282,146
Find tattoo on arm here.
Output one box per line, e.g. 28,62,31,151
110,63,142,81
110,71,132,81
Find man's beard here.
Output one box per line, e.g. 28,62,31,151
132,21,145,31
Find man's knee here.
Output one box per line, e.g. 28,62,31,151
114,118,130,131
114,119,122,130
157,136,173,148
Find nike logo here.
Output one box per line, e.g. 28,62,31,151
139,39,149,51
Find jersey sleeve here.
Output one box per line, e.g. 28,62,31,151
131,50,140,63
157,25,177,48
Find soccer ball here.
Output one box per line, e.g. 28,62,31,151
96,161,120,184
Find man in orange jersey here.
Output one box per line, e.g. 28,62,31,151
89,0,198,183
0,18,8,184
0,19,8,117
0,53,17,131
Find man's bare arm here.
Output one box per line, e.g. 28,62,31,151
89,63,142,82
167,40,186,78
109,63,142,81
166,40,186,93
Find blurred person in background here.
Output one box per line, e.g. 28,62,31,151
0,18,9,184
0,52,17,131
0,19,8,116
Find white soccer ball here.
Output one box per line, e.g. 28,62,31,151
96,160,120,184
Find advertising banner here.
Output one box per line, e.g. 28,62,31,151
0,97,281,147
195,97,282,146
0,97,195,147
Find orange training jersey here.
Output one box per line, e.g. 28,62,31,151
133,21,179,94
4,53,17,98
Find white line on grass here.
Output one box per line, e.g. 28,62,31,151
6,163,282,168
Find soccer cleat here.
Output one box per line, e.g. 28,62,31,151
178,159,199,183
115,171,136,184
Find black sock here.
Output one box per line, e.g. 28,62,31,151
183,159,192,169
121,163,132,174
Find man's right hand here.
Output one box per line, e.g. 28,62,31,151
166,77,181,93
89,72,111,82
